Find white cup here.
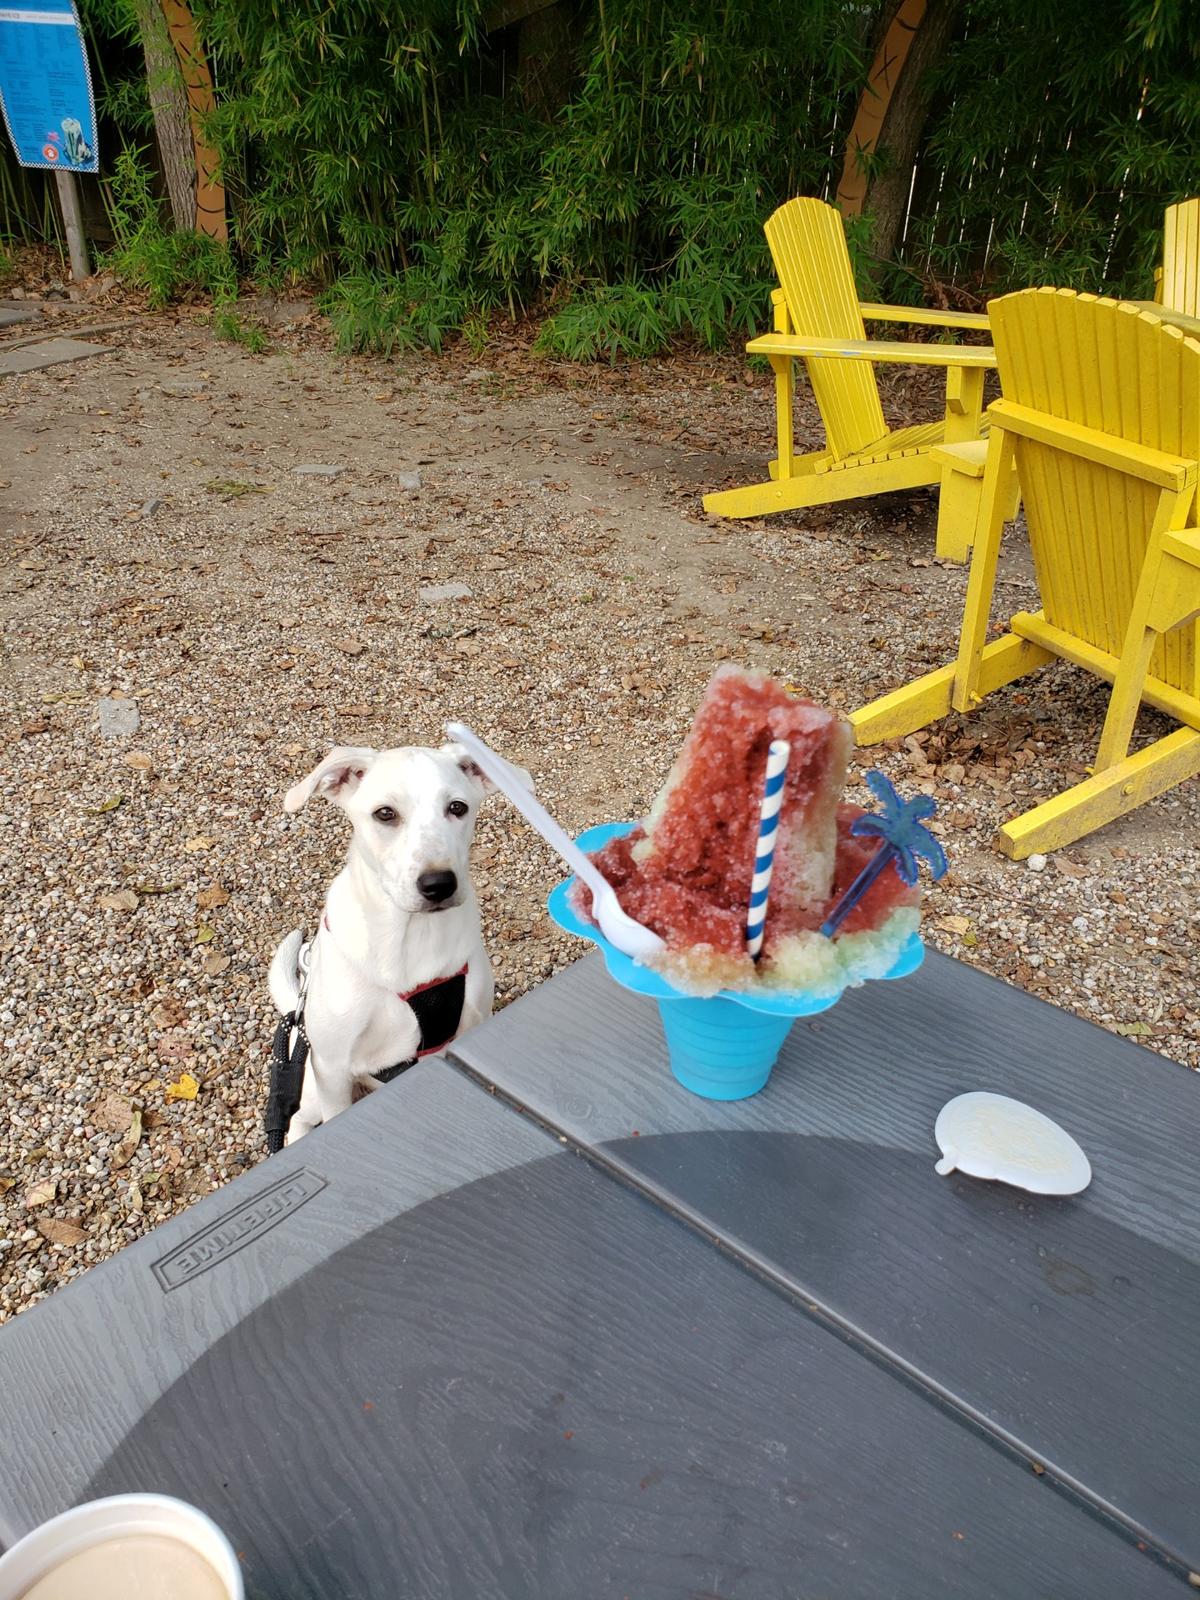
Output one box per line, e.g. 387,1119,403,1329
0,1494,243,1600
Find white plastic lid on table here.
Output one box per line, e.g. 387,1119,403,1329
934,1092,1092,1195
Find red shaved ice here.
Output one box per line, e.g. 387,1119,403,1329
572,666,922,996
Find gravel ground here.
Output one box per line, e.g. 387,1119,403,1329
1,285,1197,1321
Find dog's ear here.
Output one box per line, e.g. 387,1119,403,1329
284,747,379,813
441,742,534,798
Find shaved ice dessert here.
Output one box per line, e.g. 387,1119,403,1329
574,665,921,997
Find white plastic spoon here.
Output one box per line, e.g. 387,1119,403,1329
446,720,665,961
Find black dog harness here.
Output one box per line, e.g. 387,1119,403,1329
264,931,468,1154
372,965,469,1081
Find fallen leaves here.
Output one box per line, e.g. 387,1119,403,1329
155,1034,192,1062
1113,1021,1153,1039
98,888,139,913
24,1178,57,1209
166,1072,200,1102
202,953,231,977
111,1108,143,1168
150,996,187,1030
332,636,366,656
184,835,215,852
92,1092,137,1134
20,716,50,737
86,793,124,816
196,924,215,944
37,1218,87,1248
124,750,154,771
1054,858,1092,879
196,883,230,910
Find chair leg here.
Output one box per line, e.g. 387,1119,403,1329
935,455,1021,565
942,366,985,447
934,467,981,564
998,726,1200,858
772,356,794,482
852,632,1051,745
951,427,1018,714
1094,499,1200,772
1094,625,1159,774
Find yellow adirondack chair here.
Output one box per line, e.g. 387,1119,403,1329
1156,197,1200,316
703,197,996,560
852,288,1200,859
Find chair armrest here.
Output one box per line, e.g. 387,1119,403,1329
859,302,991,332
746,332,997,369
989,399,1198,490
770,287,787,307
1160,528,1200,567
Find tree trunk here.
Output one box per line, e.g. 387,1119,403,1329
134,0,196,231
160,0,227,240
837,0,960,264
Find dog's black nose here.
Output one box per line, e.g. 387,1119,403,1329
416,870,458,904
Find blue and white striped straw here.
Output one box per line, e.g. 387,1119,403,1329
746,739,790,960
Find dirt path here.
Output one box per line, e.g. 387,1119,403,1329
1,301,1196,1317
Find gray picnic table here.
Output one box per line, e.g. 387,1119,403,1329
1,947,1197,1598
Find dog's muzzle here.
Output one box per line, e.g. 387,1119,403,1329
416,869,458,905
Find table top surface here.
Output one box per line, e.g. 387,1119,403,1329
1,948,1196,1598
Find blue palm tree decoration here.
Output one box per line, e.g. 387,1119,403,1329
820,770,948,938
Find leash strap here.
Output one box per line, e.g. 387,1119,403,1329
264,1011,309,1155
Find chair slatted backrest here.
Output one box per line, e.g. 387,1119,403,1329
764,198,888,460
1161,198,1200,318
988,288,1200,695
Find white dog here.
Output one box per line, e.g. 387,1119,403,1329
268,742,521,1142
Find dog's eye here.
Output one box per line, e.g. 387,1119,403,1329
372,805,399,825
446,799,469,819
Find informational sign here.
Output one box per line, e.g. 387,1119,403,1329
0,1,98,173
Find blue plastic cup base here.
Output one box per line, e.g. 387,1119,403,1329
656,995,796,1101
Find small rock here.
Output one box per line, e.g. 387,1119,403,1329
292,464,344,478
397,470,422,492
139,497,163,518
1027,853,1047,872
159,379,207,398
98,697,140,740
523,476,550,489
464,368,490,382
419,582,473,603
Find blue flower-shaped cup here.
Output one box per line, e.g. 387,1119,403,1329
548,822,924,1101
